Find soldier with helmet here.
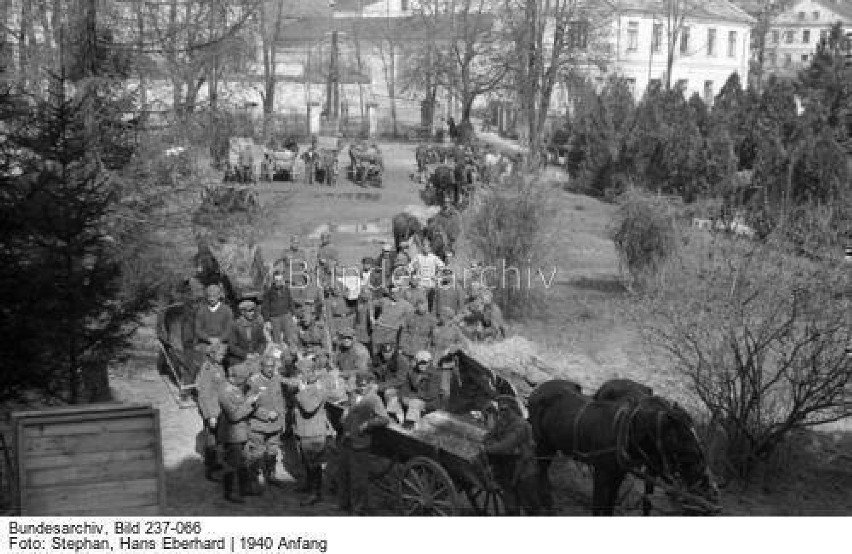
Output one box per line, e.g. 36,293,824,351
296,299,331,356
334,326,371,376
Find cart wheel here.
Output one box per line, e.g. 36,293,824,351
398,456,458,516
465,485,506,516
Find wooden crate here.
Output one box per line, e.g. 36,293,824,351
13,404,166,516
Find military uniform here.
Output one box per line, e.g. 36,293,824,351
228,315,268,365
196,359,226,479
246,370,285,487
336,340,371,376
298,318,331,356
261,283,296,346
293,384,335,505
430,321,467,359
325,292,352,344
483,399,541,515
372,297,413,356
290,284,324,319
398,310,437,370
338,391,389,515
217,374,258,503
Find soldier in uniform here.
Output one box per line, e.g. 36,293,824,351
398,297,437,373
227,293,268,366
297,300,332,357
217,364,261,503
375,242,395,287
194,284,234,352
196,339,228,481
280,235,310,278
433,266,465,317
430,306,468,359
335,327,371,377
371,285,413,357
293,365,336,506
290,273,324,321
262,271,296,347
353,289,374,355
337,373,389,515
404,275,428,309
372,342,406,423
246,355,286,491
398,351,445,426
304,136,319,185
324,283,351,345
316,231,340,289
482,395,541,515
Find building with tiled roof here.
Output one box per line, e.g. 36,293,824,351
606,0,755,102
755,0,851,77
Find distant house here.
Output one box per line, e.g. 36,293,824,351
754,0,852,78
607,0,755,103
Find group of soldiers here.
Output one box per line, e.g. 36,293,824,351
184,224,540,514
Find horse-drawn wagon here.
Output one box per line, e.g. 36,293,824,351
156,241,270,401
348,141,384,186
280,349,521,515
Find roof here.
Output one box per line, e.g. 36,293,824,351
277,13,496,44
615,0,757,24
811,0,852,21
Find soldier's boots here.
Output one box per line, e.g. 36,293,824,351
300,468,323,507
204,448,222,482
222,472,244,504
264,454,283,488
239,467,261,497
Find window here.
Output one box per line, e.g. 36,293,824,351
784,53,792,67
812,11,819,20
703,80,713,104
803,29,810,43
680,27,690,54
786,30,794,43
707,28,717,56
652,23,663,53
728,30,737,57
820,29,828,41
568,20,589,49
401,0,409,10
627,21,639,52
772,30,779,43
626,78,636,96
768,52,777,66
801,54,809,62
798,11,806,20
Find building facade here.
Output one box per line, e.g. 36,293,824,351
760,0,852,77
609,0,755,103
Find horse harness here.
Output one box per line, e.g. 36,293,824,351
565,399,678,485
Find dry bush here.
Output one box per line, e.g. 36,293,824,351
609,191,679,290
462,180,556,318
638,236,852,480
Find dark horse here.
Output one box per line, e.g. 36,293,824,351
392,212,423,251
529,379,718,515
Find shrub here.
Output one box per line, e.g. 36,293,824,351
609,191,679,289
463,182,555,318
638,238,852,480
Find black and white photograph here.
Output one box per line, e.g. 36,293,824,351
0,0,850,534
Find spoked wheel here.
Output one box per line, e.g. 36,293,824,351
465,484,506,516
398,456,458,516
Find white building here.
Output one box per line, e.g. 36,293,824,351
609,0,755,103
761,0,852,76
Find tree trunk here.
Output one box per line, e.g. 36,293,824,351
136,0,147,118
18,0,32,89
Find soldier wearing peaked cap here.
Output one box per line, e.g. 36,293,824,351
217,363,261,503
335,326,370,377
227,292,268,366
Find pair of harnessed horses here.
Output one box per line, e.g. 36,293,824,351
528,378,720,516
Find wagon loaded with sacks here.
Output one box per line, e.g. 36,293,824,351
300,349,526,516
156,240,270,402
348,141,384,186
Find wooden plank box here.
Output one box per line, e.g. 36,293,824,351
13,404,165,516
